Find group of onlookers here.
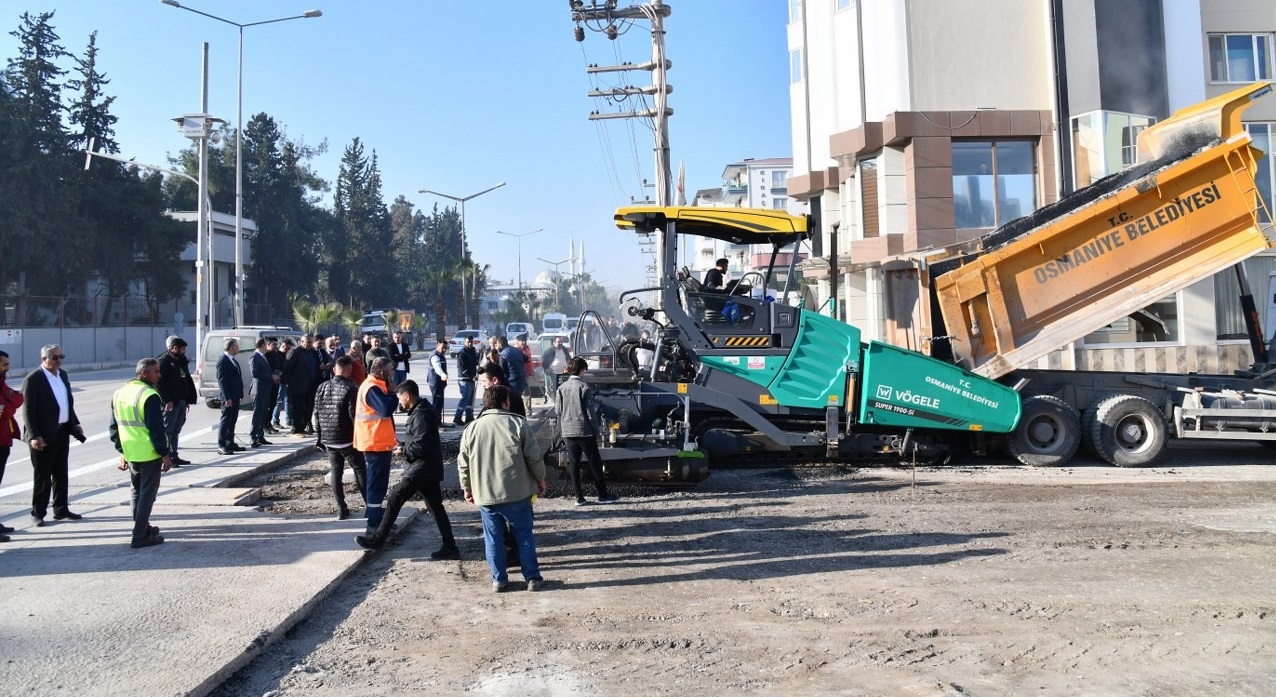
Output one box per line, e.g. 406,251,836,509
0,330,618,596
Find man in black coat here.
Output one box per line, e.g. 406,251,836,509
281,335,319,436
216,338,244,455
356,379,458,559
249,337,278,447
314,356,366,520
21,344,86,526
156,336,197,465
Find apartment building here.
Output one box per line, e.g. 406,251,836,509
685,158,805,291
787,0,1276,374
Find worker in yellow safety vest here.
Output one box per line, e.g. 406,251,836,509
355,356,398,535
108,357,172,549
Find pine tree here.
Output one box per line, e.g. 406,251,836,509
2,11,81,303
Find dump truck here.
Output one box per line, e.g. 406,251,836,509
882,81,1275,467
565,82,1272,483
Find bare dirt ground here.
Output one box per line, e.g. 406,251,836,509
212,440,1276,697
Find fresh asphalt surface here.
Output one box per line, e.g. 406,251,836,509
0,360,498,697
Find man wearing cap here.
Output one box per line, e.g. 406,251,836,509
156,336,197,466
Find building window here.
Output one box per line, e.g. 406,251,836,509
952,141,1037,230
837,0,853,10
772,197,789,209
1070,111,1155,188
859,158,879,239
789,0,803,24
1246,123,1274,224
1082,293,1181,345
1208,33,1272,83
790,48,803,84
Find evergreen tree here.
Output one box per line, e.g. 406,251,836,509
71,32,186,322
2,11,81,302
329,138,392,309
242,113,326,314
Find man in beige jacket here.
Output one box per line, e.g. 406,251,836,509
458,385,546,592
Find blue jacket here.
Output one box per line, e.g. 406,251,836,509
217,354,244,401
426,350,448,391
500,345,527,393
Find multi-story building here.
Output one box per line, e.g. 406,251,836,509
687,158,806,291
787,0,1275,374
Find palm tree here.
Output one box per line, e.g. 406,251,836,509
379,308,400,336
340,308,365,342
291,299,316,333
312,301,343,337
467,261,492,329
423,262,463,342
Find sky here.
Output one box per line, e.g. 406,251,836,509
0,0,794,295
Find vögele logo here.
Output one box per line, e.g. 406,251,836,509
876,384,892,400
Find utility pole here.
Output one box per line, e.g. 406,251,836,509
571,0,672,287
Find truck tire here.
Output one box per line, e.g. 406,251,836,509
1088,394,1167,467
1009,395,1081,467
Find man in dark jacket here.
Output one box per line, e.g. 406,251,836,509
388,330,412,385
267,337,287,432
426,340,450,427
156,336,197,466
282,335,319,436
216,338,244,455
22,344,86,526
249,337,277,447
315,356,366,520
356,379,458,559
557,357,619,505
453,335,479,426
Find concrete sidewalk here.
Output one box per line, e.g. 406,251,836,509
0,418,439,697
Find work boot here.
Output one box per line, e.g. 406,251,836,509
338,507,350,521
355,534,384,550
430,544,461,561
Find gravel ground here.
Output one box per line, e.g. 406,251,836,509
211,440,1276,696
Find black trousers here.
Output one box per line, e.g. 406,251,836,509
128,458,162,542
430,382,446,423
250,381,273,441
287,391,313,433
218,401,239,449
30,424,72,518
565,436,610,499
328,446,367,511
374,464,455,548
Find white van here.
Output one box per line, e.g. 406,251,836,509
504,322,537,341
198,327,299,409
542,312,568,335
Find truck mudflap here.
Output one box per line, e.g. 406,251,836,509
935,82,1274,380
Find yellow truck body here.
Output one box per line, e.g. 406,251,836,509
931,82,1273,379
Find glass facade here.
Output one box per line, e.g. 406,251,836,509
1245,123,1274,224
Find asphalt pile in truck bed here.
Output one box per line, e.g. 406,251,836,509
931,130,1221,278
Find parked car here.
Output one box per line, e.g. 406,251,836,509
198,326,299,409
447,329,488,357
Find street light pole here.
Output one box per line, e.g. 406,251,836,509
495,229,543,291
418,182,507,327
160,0,322,328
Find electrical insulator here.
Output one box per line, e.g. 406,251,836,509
574,25,585,42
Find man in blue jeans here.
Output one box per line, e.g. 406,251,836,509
355,357,398,534
453,335,479,426
457,385,547,592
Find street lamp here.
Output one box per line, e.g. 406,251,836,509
495,229,543,291
537,255,572,310
160,0,322,328
418,182,507,326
